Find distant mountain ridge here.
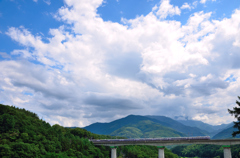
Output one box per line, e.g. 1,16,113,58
212,126,240,139
84,115,236,139
84,115,153,135
84,115,208,138
175,119,233,137
146,115,207,136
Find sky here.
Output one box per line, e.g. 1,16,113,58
0,0,240,127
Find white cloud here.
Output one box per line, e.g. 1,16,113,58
11,50,33,59
181,1,198,11
200,0,216,4
200,0,207,4
6,26,45,48
181,3,192,10
2,0,240,126
155,0,181,19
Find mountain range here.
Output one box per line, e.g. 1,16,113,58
84,115,235,139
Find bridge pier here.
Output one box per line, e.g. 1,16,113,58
92,138,240,158
158,146,165,158
223,145,232,158
110,146,117,158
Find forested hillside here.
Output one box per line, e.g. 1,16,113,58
0,104,113,157
0,104,178,158
84,115,206,137
110,120,185,138
84,115,154,135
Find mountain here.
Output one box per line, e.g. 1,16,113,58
176,119,233,137
212,126,240,139
84,115,153,135
84,115,207,137
177,120,232,132
110,120,186,138
146,115,207,137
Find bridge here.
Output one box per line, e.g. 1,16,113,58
91,137,240,158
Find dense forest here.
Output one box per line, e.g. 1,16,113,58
171,144,240,158
0,104,178,158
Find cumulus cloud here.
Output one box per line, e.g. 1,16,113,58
180,1,198,10
155,0,181,19
1,0,240,126
181,3,191,10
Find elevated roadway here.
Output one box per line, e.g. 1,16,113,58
91,137,240,158
91,138,240,146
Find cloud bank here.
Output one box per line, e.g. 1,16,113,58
1,0,240,126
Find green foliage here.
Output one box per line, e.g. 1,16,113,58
111,127,143,138
119,145,178,158
0,104,111,158
172,144,240,158
0,144,11,157
228,96,240,137
0,113,15,133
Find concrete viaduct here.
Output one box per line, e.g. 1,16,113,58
91,137,240,158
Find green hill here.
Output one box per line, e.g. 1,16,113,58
110,120,186,138
84,115,207,138
84,115,152,135
0,104,179,158
0,104,113,157
111,126,143,138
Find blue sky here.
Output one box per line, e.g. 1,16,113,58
0,0,240,127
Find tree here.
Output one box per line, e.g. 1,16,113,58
228,96,240,137
0,113,15,133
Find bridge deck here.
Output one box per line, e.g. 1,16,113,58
91,138,240,146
